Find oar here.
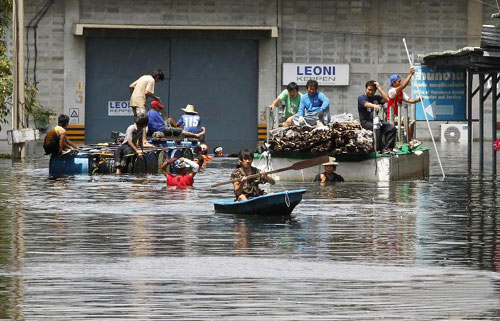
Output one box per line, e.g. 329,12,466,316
211,155,329,187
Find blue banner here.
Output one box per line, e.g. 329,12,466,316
412,66,466,121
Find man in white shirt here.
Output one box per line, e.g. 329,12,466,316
129,69,165,120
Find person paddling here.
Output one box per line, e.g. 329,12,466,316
231,149,275,201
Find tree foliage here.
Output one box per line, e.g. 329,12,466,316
0,0,13,131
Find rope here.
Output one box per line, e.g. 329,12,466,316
285,191,290,208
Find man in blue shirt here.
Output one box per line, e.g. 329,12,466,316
293,79,330,126
146,100,167,136
177,104,206,139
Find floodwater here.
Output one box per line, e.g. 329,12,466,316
0,142,500,320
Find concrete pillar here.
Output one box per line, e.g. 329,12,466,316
367,0,380,81
467,0,483,47
63,0,85,126
12,0,26,159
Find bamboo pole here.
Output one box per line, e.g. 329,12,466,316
403,38,445,179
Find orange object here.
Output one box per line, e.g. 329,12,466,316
202,154,213,162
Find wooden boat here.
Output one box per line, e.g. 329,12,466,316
211,189,306,216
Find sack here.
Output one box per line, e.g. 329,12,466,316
43,129,59,155
331,113,354,123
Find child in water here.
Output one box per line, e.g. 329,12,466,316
231,149,275,201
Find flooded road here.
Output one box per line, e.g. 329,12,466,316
1,142,500,320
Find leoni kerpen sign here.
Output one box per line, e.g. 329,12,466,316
283,63,349,86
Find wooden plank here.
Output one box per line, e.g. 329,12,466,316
67,130,85,135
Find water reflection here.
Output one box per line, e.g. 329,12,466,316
0,144,500,319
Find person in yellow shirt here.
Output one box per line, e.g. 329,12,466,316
129,69,165,119
43,114,80,155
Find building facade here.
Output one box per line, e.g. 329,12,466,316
2,0,495,151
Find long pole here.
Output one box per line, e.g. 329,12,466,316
403,38,445,178
492,72,497,176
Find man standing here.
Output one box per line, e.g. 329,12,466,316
387,68,421,141
293,79,330,126
129,69,165,120
269,82,302,127
358,80,397,153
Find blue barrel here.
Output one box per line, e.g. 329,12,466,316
49,153,91,176
145,151,159,174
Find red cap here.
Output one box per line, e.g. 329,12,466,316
151,101,164,109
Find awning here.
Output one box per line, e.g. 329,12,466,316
73,23,278,38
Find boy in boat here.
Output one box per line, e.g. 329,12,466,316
269,81,303,127
231,149,275,201
177,104,206,139
114,114,149,174
161,157,199,187
43,114,80,155
314,157,344,183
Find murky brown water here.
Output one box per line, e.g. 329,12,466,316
1,142,500,320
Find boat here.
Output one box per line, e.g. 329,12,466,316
211,189,307,216
253,146,430,182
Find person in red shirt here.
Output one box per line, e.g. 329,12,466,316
161,157,199,188
387,68,421,141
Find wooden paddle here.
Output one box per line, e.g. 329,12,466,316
211,155,329,187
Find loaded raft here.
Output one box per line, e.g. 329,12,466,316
48,137,198,177
254,121,429,182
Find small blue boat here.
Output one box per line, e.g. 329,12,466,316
211,189,306,216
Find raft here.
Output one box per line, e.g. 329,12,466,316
211,189,306,216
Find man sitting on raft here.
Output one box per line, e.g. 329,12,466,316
114,114,149,175
231,149,275,201
43,114,80,155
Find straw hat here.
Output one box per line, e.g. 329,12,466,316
181,104,198,114
323,156,339,166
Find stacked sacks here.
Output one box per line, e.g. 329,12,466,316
268,121,373,155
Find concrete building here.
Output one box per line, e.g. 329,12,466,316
1,0,496,153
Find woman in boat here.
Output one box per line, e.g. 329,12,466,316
231,149,275,201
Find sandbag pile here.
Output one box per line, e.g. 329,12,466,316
268,121,373,155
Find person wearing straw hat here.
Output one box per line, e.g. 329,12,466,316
314,156,344,183
177,104,206,139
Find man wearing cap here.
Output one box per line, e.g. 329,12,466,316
177,104,206,139
161,156,199,188
146,100,167,136
387,68,421,141
314,157,344,183
129,69,165,120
